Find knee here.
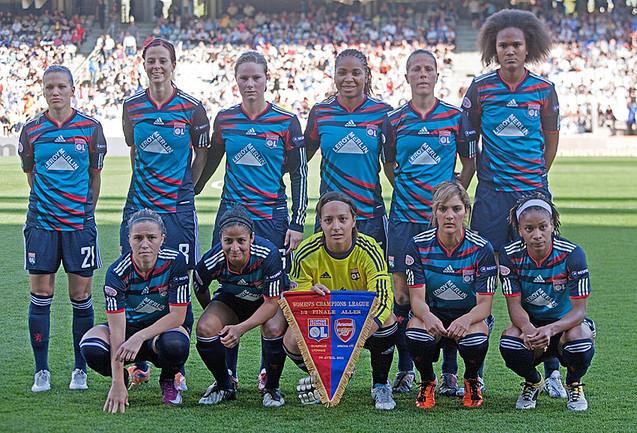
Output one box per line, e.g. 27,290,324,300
365,322,398,354
262,317,287,339
501,324,522,338
156,330,190,364
196,316,219,338
79,337,110,376
283,328,299,354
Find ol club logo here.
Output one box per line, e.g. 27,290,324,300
173,122,186,137
28,252,36,265
463,269,475,284
308,318,329,342
265,133,278,149
74,138,86,153
366,124,378,138
553,279,567,292
335,318,355,343
528,104,540,119
439,130,451,146
350,268,360,281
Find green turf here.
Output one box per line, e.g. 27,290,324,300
0,156,635,432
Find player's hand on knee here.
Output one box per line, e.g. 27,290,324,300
220,325,243,348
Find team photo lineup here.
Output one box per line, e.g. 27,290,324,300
16,2,615,421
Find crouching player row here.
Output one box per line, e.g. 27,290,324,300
80,210,192,413
499,194,595,411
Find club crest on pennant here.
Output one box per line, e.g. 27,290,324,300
173,122,186,137
335,318,355,343
308,318,329,342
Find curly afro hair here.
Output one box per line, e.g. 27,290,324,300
477,9,552,67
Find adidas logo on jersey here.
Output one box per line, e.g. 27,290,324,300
45,148,79,171
409,143,440,165
141,286,150,295
507,99,518,107
246,128,257,136
320,272,331,279
345,120,356,127
140,131,173,154
154,117,164,125
418,126,429,135
334,131,368,154
232,143,266,166
238,279,248,285
55,135,66,143
493,114,529,137
443,265,455,273
534,275,545,283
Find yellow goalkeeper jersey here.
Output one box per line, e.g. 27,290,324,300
290,232,392,325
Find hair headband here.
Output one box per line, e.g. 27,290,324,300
129,216,162,226
516,199,553,221
219,214,253,232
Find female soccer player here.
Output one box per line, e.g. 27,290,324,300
195,50,307,388
404,181,497,409
79,209,192,412
284,192,398,410
120,37,208,387
462,9,563,394
305,48,392,250
383,49,477,395
194,206,288,407
120,38,209,270
499,194,595,411
19,65,107,392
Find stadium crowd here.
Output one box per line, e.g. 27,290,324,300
0,2,636,136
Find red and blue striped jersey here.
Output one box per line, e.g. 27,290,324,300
405,228,497,312
104,248,191,327
193,235,285,301
305,96,392,219
210,103,307,230
122,87,210,213
499,236,590,322
462,69,559,192
383,99,477,223
19,110,106,231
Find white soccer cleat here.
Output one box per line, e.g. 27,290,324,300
297,376,321,405
371,383,396,410
544,370,567,399
198,382,237,405
32,370,51,392
263,387,285,407
566,382,588,411
69,368,88,390
516,378,545,409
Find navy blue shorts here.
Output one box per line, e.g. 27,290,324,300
212,291,264,323
23,224,101,276
530,317,595,365
213,201,291,272
120,209,200,269
471,182,552,251
314,213,388,253
387,219,430,273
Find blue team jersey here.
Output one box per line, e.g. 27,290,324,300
499,236,591,322
405,228,497,312
19,110,106,231
383,100,477,222
122,87,210,214
193,235,285,302
462,69,559,192
212,103,307,230
104,248,191,327
305,96,392,219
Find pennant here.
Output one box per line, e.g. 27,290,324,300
279,291,379,406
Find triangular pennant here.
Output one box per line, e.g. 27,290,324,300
279,291,379,407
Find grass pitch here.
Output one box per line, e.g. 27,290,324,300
0,156,635,432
